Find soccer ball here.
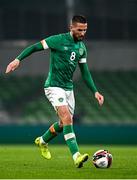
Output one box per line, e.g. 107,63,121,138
92,149,113,168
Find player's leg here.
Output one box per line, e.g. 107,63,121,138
64,90,88,167
35,121,63,159
41,121,63,143
57,105,89,168
35,87,67,159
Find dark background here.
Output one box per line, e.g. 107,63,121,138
0,0,137,40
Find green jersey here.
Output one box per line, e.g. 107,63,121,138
44,32,87,90
16,32,97,93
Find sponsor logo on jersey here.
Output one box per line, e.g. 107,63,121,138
64,46,69,50
79,48,84,56
58,98,64,102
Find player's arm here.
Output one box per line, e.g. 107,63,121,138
79,62,104,106
5,40,48,73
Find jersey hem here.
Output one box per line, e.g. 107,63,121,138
44,85,73,91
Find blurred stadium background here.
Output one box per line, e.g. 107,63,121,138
0,0,137,144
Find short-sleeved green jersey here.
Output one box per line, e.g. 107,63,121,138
43,32,87,90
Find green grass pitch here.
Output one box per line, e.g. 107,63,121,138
0,144,137,179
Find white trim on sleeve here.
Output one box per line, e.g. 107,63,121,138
41,40,49,49
79,58,87,63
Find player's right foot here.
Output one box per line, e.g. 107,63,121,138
35,137,51,160
74,153,89,168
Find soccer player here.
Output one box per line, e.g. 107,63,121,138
5,15,104,168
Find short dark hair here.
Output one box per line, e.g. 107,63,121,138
72,15,87,24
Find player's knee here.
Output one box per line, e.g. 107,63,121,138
57,106,72,125
61,111,71,122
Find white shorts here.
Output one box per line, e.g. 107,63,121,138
44,87,75,115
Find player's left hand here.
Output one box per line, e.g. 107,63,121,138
95,92,104,106
5,59,20,74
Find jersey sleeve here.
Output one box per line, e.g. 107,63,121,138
79,44,87,63
43,34,62,50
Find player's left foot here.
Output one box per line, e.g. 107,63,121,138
35,137,51,160
74,153,89,168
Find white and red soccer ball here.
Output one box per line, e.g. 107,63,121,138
92,149,113,168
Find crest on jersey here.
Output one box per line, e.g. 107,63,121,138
58,98,64,102
79,48,84,56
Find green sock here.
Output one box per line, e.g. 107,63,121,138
42,122,63,143
63,125,79,156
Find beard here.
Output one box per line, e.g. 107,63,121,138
73,35,84,41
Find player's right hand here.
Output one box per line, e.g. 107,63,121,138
5,59,20,73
